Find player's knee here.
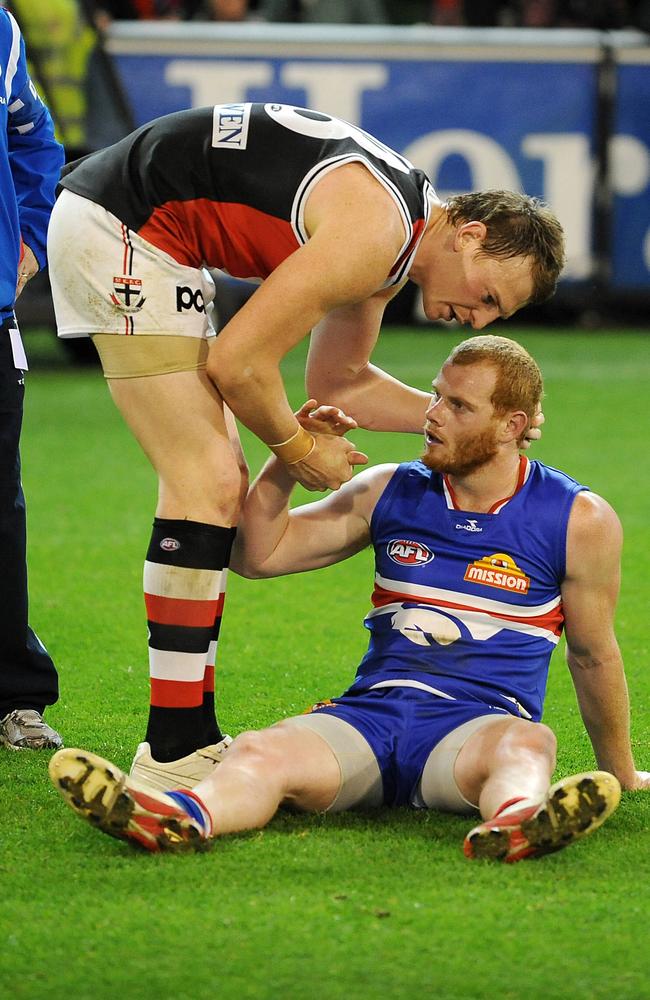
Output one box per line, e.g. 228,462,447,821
211,464,244,520
227,728,285,775
527,721,557,760
159,461,243,523
503,719,557,765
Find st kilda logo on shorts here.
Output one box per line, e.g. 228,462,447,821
176,286,205,313
387,539,435,567
111,276,146,312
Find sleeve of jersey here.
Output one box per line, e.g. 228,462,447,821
7,31,65,271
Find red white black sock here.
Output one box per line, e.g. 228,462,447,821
202,534,235,745
143,518,234,762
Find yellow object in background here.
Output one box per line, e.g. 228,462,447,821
10,0,96,151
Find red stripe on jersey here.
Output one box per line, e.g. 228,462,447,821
150,677,205,708
371,584,564,636
203,664,215,692
389,217,425,277
137,200,299,276
444,456,529,513
144,592,222,628
121,224,129,274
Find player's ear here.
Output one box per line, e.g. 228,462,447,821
499,410,528,444
454,220,487,251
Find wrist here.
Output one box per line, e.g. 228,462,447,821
269,425,316,465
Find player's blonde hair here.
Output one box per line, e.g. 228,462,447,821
445,190,565,303
446,335,543,441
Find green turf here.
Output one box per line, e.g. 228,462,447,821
1,327,649,1000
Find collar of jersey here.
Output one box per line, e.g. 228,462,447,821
442,455,531,514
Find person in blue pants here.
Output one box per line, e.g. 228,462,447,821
0,6,65,749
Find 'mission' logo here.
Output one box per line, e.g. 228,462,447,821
464,552,530,593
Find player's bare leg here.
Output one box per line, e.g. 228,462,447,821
107,368,244,780
455,717,621,862
107,368,242,525
190,721,342,834
48,724,341,852
455,717,558,820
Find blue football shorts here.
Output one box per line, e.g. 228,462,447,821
284,680,516,815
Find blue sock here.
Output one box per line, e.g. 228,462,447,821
167,790,210,834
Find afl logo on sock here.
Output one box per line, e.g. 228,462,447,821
160,537,180,552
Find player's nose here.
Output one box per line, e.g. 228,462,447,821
470,310,493,330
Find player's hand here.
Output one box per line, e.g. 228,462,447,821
295,399,358,436
15,243,39,299
288,431,367,492
522,405,545,450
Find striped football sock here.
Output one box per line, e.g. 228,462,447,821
143,517,233,762
202,530,236,745
494,796,538,818
167,789,213,837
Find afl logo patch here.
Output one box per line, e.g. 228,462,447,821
160,537,181,552
387,539,434,567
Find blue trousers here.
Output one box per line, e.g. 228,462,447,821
0,318,58,715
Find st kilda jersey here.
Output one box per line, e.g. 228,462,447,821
60,103,436,284
352,457,587,722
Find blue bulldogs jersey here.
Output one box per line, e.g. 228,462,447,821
355,457,586,722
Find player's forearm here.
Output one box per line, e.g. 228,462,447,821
211,356,300,447
568,651,638,787
230,458,295,578
307,362,429,433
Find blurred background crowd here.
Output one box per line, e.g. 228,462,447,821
6,0,649,166
7,0,650,31
6,0,649,338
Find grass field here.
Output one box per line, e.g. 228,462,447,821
1,327,649,1000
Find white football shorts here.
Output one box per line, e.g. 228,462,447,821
47,189,217,340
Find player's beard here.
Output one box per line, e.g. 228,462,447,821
421,423,500,476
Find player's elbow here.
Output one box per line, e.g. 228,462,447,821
230,539,276,580
231,555,271,580
207,337,258,400
306,365,365,417
232,562,267,580
567,647,600,673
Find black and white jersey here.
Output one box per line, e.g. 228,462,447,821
61,103,435,284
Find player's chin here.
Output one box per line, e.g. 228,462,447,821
420,447,445,471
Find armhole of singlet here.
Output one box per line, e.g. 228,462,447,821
369,462,413,542
291,153,414,265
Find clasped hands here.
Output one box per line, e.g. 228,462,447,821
283,399,367,493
